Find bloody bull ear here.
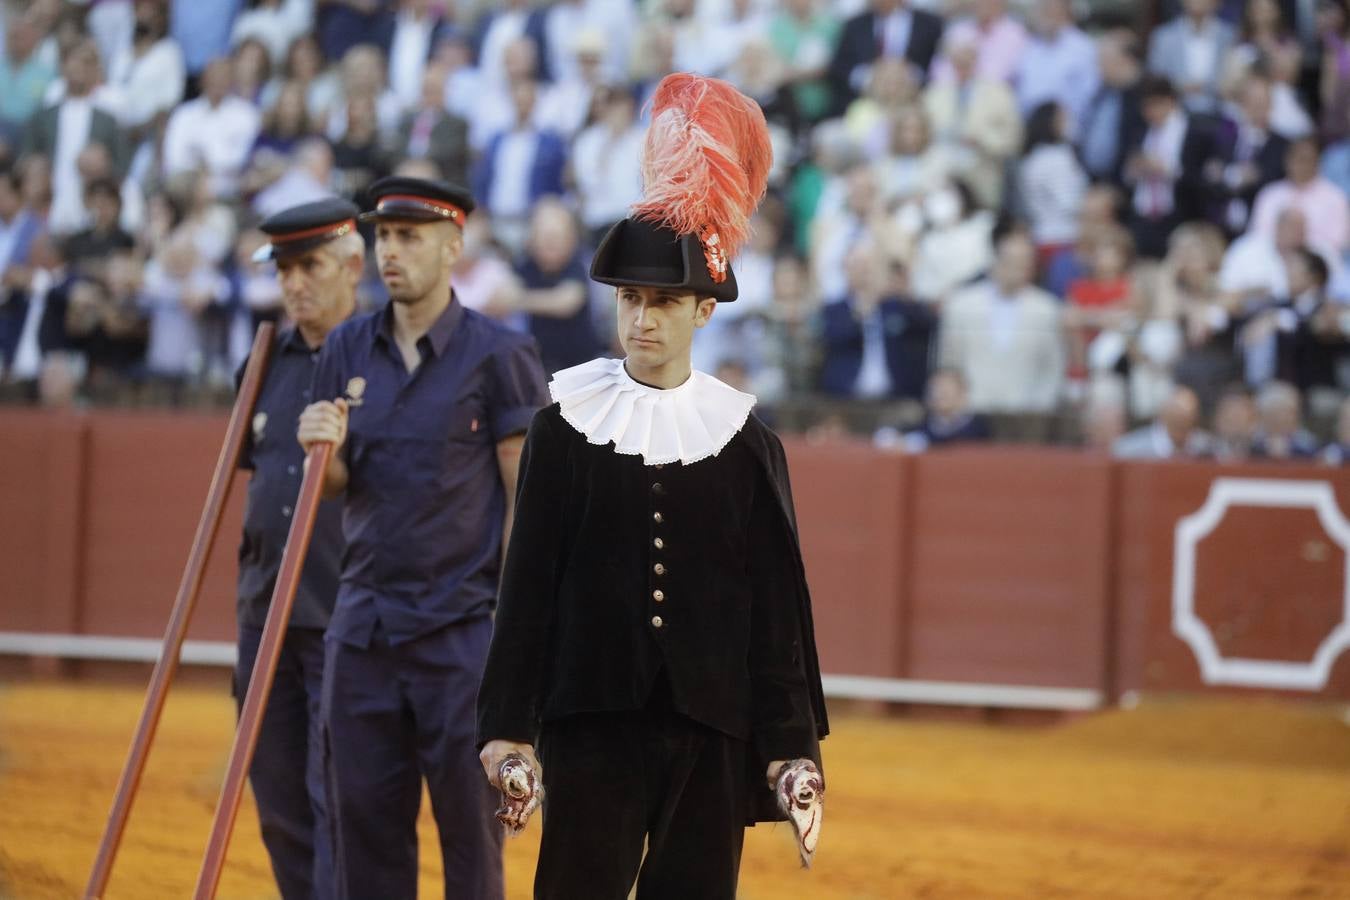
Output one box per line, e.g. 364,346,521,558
609,73,771,298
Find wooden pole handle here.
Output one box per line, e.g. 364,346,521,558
191,441,334,900
84,322,275,900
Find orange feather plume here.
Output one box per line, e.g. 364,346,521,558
631,73,772,274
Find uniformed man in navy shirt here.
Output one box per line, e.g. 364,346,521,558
235,198,363,900
296,177,548,900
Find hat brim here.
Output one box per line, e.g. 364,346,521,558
357,208,457,224
251,231,352,263
588,218,739,302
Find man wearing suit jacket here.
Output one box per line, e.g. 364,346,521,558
819,244,935,402
20,37,129,236
471,80,566,251
1123,76,1214,258
922,30,1023,208
829,0,943,110
1203,72,1288,235
391,68,470,186
938,231,1064,438
1078,31,1148,187
1146,0,1235,115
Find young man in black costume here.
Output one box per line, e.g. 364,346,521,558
476,74,829,899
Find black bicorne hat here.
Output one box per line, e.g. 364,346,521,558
589,216,740,303
589,74,771,304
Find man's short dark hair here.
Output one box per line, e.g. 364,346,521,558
1296,247,1330,288
1140,75,1178,103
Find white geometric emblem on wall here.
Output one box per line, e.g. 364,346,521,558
1172,477,1350,691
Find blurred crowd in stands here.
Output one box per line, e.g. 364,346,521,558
1,0,1349,463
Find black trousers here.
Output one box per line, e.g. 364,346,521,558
235,625,332,900
534,697,748,900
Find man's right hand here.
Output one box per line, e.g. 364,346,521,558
298,398,348,453
479,739,540,789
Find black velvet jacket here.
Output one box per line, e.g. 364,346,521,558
477,404,828,823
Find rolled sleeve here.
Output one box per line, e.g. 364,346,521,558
486,335,549,442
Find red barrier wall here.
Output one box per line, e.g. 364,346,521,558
1114,462,1350,699
79,413,244,641
0,411,84,634
4,409,1350,703
905,448,1115,690
784,439,910,679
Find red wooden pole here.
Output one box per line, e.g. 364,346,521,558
84,322,275,900
191,441,334,900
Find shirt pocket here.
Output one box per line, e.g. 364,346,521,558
445,392,491,446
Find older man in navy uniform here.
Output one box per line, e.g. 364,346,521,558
296,176,548,899
235,197,364,900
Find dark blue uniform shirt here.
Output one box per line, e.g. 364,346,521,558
311,294,548,648
238,326,344,630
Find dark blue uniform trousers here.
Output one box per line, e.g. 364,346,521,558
321,616,504,899
234,625,333,900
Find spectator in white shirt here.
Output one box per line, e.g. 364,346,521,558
467,37,542,151
1249,137,1350,254
105,0,184,137
231,0,313,68
1147,0,1236,114
541,0,635,84
138,230,230,386
1219,207,1309,305
387,0,441,112
909,182,995,304
476,0,538,94
161,57,262,200
571,85,645,245
1015,0,1100,139
537,29,607,138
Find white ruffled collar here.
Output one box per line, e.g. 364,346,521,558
549,357,756,466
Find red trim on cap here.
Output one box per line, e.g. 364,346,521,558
271,218,356,245
378,194,465,220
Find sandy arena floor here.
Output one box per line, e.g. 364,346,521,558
1,680,1349,899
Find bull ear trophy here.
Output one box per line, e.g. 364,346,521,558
631,73,772,283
